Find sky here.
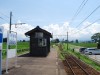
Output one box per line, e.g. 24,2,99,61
0,0,100,41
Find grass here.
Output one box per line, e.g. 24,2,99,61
70,43,97,47
69,50,100,71
2,42,30,59
3,42,29,49
56,44,65,60
59,43,100,71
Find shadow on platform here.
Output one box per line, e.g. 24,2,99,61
18,53,50,57
18,53,32,57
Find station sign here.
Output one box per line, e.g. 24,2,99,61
0,26,3,75
0,26,3,50
8,32,17,45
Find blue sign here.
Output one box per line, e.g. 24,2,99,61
0,26,3,50
0,26,3,75
0,33,3,43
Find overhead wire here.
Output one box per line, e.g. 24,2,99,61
69,0,88,26
75,5,100,28
72,19,100,34
68,0,88,34
0,12,9,19
0,11,10,23
59,0,88,40
0,17,8,22
70,4,100,34
0,11,23,27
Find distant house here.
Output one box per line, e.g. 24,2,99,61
25,26,52,56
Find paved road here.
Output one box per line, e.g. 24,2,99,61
2,48,66,75
71,45,100,63
87,55,100,62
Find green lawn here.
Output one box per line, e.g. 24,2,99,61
59,43,100,71
70,43,97,47
3,42,29,49
2,42,30,59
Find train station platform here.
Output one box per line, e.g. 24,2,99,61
2,48,66,75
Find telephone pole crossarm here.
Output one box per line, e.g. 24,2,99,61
9,12,12,31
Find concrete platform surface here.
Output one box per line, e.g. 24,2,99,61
2,48,66,75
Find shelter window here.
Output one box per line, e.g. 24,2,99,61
38,38,47,46
35,32,43,38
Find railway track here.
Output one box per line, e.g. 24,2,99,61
62,53,100,75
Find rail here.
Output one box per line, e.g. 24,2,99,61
62,53,90,75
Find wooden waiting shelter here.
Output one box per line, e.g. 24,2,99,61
25,26,52,56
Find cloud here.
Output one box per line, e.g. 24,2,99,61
43,22,69,39
43,21,100,41
1,21,100,41
16,24,34,40
75,22,100,40
0,23,34,40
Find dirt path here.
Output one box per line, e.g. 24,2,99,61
2,48,66,75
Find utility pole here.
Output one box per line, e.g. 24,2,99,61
9,12,12,31
67,32,68,50
9,12,25,31
8,12,25,49
6,12,25,73
8,12,12,49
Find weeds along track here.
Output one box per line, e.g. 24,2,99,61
62,53,100,75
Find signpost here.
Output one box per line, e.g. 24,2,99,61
6,31,17,73
0,26,3,75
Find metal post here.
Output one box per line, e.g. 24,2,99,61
67,32,68,50
6,31,9,74
9,12,12,49
9,12,12,31
0,50,2,75
6,12,12,73
15,32,18,67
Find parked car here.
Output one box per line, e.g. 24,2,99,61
84,48,100,55
79,47,86,53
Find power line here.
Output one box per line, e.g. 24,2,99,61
53,35,67,36
69,0,88,33
75,5,100,28
75,0,88,17
0,11,18,24
82,19,100,29
70,4,100,34
0,12,10,23
0,17,8,22
69,0,88,26
0,11,24,27
73,19,100,34
0,12,9,19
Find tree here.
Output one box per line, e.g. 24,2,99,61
91,33,100,49
91,33,100,43
65,40,68,43
75,39,79,43
3,38,7,42
55,38,59,43
70,40,74,43
23,40,26,42
51,38,59,43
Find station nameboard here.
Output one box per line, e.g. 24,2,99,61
8,32,17,45
0,26,3,75
0,26,3,50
